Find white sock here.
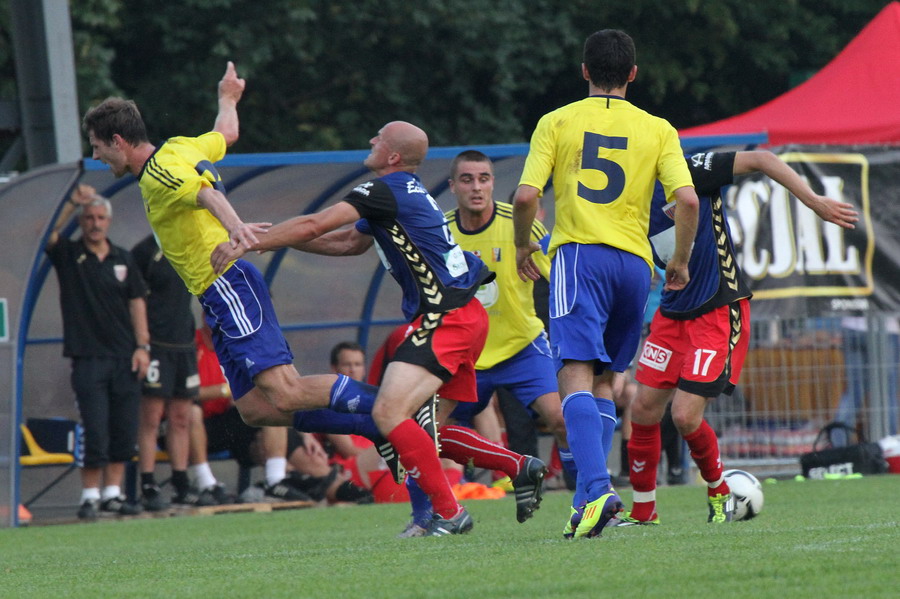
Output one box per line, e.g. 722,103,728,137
632,490,656,503
81,488,101,503
190,462,217,490
265,457,287,487
101,485,121,501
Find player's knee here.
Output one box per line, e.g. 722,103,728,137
671,410,700,436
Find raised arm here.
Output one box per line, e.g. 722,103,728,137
47,184,97,248
733,151,857,229
213,61,245,147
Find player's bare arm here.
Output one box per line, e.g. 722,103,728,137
664,185,699,291
210,201,362,273
512,184,543,282
213,61,245,146
293,227,373,256
197,186,270,253
734,150,858,230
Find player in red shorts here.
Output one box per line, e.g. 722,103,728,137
212,121,496,535
621,150,858,525
369,323,548,536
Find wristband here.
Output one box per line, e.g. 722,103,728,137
137,344,151,352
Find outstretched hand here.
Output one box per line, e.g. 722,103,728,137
515,242,542,282
219,61,245,103
229,221,271,250
809,195,858,229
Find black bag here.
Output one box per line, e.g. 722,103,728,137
799,422,888,479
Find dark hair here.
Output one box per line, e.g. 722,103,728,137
583,29,636,92
82,97,150,145
450,149,492,179
329,341,365,367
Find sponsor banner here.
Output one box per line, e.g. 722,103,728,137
724,145,900,317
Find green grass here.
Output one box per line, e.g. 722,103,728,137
2,475,898,599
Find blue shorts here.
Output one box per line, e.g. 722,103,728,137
549,243,649,375
199,259,294,399
450,332,557,427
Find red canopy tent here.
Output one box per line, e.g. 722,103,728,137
679,2,900,146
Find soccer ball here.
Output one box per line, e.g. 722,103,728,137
723,469,764,520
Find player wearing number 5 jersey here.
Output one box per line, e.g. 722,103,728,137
512,29,699,540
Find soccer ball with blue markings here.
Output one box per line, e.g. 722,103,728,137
723,469,764,521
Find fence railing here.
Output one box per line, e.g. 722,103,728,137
709,314,899,470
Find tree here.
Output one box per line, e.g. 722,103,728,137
1,0,893,163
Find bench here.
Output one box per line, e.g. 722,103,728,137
19,418,82,508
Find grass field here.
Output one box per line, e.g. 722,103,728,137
1,475,897,599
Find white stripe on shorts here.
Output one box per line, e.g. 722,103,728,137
213,274,254,337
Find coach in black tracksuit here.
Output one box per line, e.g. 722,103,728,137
46,184,149,520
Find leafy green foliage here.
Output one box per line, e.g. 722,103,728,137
0,0,892,156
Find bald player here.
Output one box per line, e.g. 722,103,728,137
212,121,494,536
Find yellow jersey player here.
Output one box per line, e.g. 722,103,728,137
444,149,571,494
513,29,699,539
81,62,384,452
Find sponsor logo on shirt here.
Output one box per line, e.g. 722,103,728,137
406,180,428,195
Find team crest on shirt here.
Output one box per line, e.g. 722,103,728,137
114,265,127,282
638,341,672,372
472,250,481,258
492,248,501,262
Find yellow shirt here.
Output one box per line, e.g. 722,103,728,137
446,201,551,369
138,132,230,295
519,95,693,268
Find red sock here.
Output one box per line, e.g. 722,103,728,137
548,441,563,478
628,422,661,521
628,422,661,493
387,419,458,518
683,419,727,494
439,425,524,478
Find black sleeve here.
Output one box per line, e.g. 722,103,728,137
123,250,149,300
342,179,398,222
130,234,154,278
688,152,737,196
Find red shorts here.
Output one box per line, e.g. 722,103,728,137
368,298,488,403
635,299,750,397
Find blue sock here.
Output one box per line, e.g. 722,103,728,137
562,391,610,504
405,476,433,527
292,410,380,440
595,396,618,459
558,446,578,483
329,375,378,414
